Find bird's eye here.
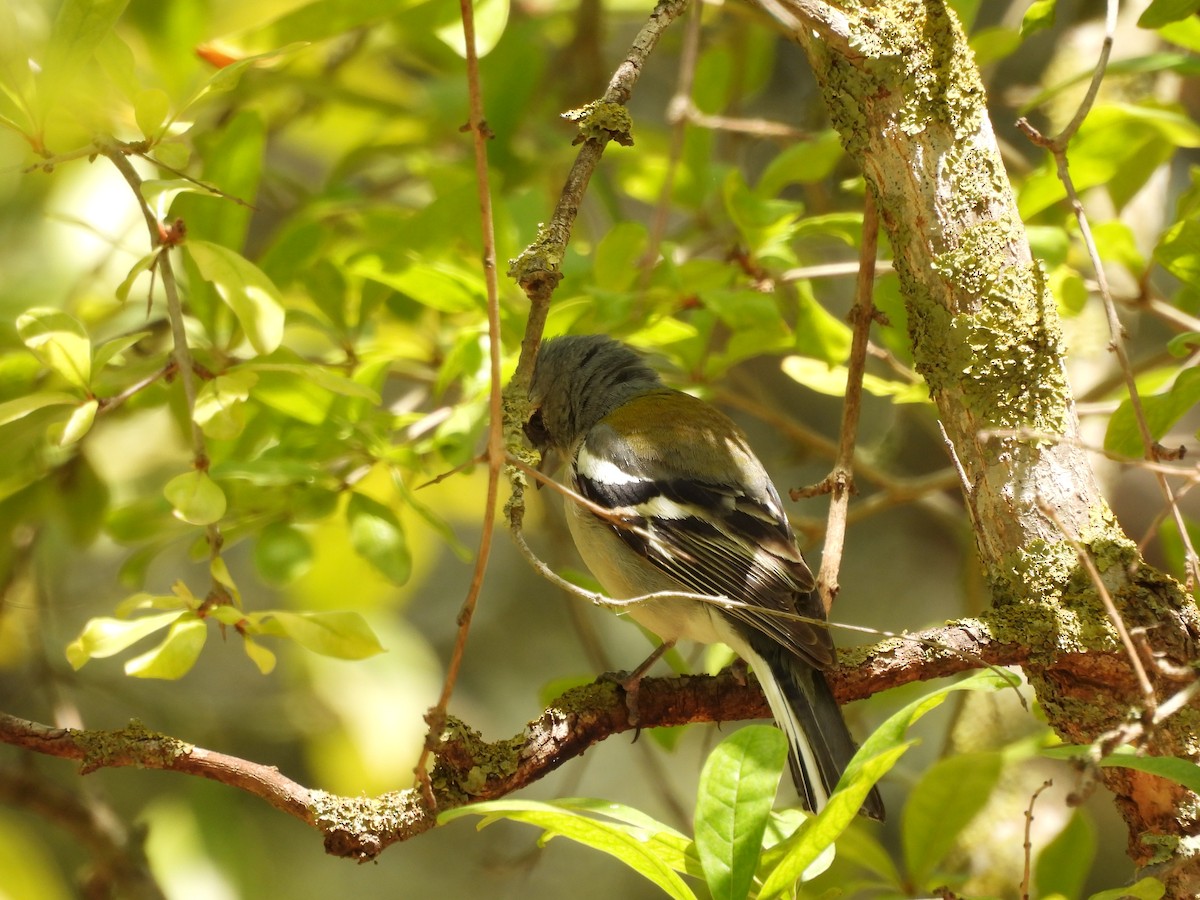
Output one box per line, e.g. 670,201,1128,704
524,408,549,448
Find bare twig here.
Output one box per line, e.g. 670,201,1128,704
415,0,507,808
811,191,878,614
1015,0,1200,590
509,0,691,384
641,0,704,280
96,139,223,567
1021,779,1054,900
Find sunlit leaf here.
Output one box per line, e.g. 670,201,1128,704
1020,0,1056,38
193,370,258,440
16,308,92,390
0,392,79,427
1105,367,1200,458
1035,810,1096,899
255,610,385,659
1087,877,1165,900
65,611,181,669
243,635,277,674
115,252,161,303
58,398,98,446
124,617,207,679
1138,0,1200,29
439,800,698,900
164,470,227,525
186,240,285,355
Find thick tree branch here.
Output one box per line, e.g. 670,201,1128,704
753,0,1200,891
1,621,1024,862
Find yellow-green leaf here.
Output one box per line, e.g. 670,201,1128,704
65,611,181,669
124,617,207,679
164,470,227,525
59,399,98,446
186,240,286,355
16,308,92,389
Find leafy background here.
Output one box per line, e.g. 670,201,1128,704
1,0,1198,896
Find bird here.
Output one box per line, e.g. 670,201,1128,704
524,333,883,820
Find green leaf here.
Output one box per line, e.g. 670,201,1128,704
1020,0,1057,38
256,610,384,660
115,252,161,303
1043,744,1200,792
695,725,788,900
186,240,286,355
93,331,152,372
348,256,482,313
164,470,227,525
58,399,98,446
756,131,844,197
1087,877,1165,900
902,752,1004,886
759,671,1013,899
176,44,305,122
346,492,411,584
133,86,170,140
439,800,698,900
1154,218,1200,285
65,611,181,669
40,0,131,107
242,363,380,401
242,636,277,674
140,179,220,222
254,522,313,586
16,308,92,390
193,370,258,440
1138,0,1200,29
1035,810,1096,899
593,222,648,292
1104,367,1200,458
124,617,207,679
782,356,928,403
0,392,79,427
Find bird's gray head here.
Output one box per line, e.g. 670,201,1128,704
525,335,661,453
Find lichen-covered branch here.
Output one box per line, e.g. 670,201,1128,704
0,620,1025,862
758,0,1200,890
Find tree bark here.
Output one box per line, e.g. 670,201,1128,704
763,0,1200,892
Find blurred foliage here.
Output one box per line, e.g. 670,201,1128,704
0,0,1198,896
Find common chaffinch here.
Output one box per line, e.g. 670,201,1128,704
525,334,883,820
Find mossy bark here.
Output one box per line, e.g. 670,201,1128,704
772,0,1200,890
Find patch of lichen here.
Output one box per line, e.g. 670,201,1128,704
310,789,422,837
562,101,633,147
507,221,562,284
822,1,985,155
429,716,521,798
76,719,190,771
927,224,1068,432
985,539,1121,657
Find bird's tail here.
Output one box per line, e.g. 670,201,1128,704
749,642,885,821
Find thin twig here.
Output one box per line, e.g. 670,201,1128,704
640,0,704,280
1015,0,1200,590
96,139,223,564
812,190,878,614
510,0,691,385
1020,779,1054,900
415,0,507,808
